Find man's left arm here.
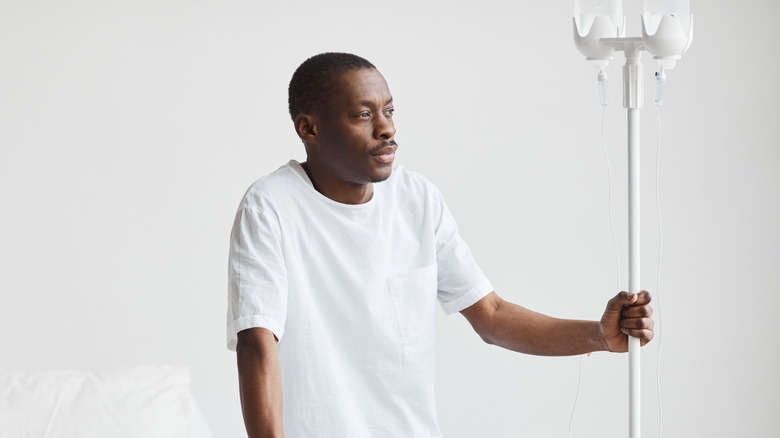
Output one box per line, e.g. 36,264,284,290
460,291,653,355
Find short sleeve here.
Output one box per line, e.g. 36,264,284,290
433,189,493,314
226,206,288,351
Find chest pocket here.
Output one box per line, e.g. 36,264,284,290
386,264,438,357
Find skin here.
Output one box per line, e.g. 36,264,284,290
237,328,283,438
293,68,397,204
236,67,654,438
460,290,654,356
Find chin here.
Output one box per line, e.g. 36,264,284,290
370,167,393,183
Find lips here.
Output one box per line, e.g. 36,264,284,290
370,143,397,164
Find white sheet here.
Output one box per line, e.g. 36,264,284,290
0,365,193,438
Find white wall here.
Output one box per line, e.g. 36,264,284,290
1,1,777,437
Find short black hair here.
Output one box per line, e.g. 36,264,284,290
288,52,376,121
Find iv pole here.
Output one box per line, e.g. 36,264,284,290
606,38,644,437
573,5,692,437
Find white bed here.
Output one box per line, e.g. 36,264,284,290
0,365,214,438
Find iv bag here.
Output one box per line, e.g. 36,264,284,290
574,0,623,37
643,0,691,37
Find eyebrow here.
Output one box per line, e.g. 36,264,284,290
358,97,393,107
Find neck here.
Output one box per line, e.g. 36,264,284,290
300,161,374,205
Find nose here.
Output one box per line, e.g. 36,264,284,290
374,113,396,140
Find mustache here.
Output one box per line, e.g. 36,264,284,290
370,140,398,154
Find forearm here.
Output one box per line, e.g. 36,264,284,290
467,295,606,356
236,329,284,438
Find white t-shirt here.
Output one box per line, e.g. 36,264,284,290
227,160,493,437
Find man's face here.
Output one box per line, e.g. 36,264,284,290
311,68,397,185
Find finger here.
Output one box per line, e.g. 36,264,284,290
630,290,652,306
607,291,636,311
622,305,653,318
620,328,654,346
622,291,638,304
621,317,654,331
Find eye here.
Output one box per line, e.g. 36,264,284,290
358,111,371,118
385,108,395,117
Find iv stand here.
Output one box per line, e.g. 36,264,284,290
575,10,691,437
601,37,645,438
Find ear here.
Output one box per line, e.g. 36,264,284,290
294,114,318,145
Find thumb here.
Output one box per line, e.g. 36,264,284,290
607,291,636,311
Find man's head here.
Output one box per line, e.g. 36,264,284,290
289,53,397,195
288,52,377,122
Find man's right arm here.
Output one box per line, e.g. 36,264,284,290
236,327,284,438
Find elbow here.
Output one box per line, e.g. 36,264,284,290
478,331,497,346
475,318,500,346
473,297,504,346
461,291,504,347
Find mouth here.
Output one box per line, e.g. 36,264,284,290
370,141,397,164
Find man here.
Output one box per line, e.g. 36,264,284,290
227,52,653,438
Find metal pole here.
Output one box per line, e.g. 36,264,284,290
624,48,643,438
628,107,641,438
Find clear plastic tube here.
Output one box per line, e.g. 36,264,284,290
654,70,667,107
598,70,609,106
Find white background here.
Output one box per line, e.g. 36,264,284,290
1,1,778,437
